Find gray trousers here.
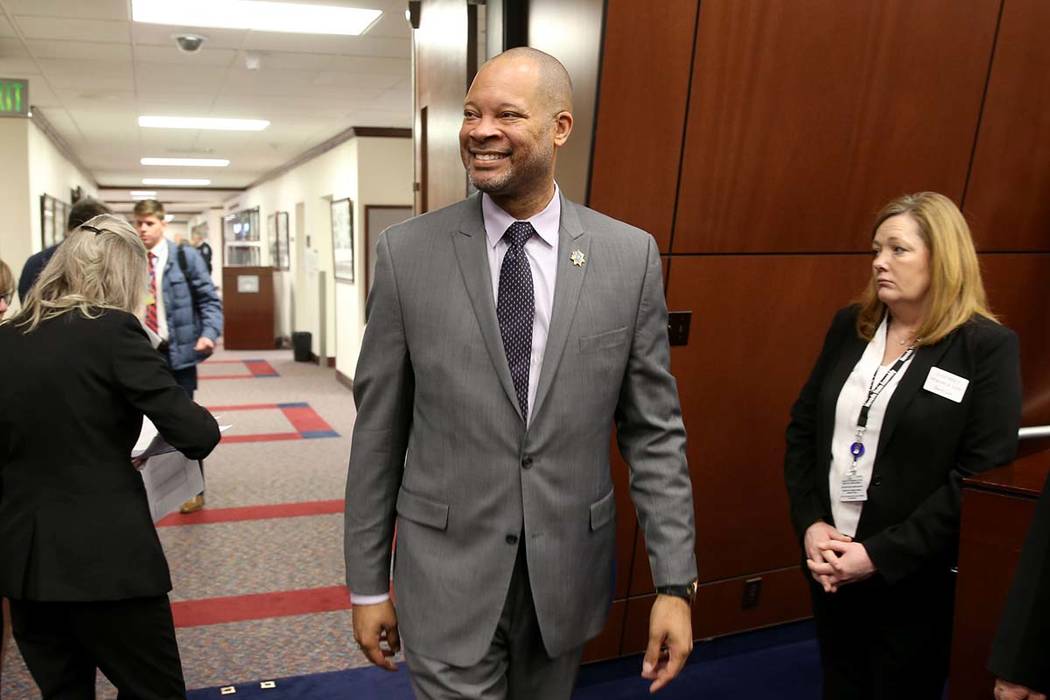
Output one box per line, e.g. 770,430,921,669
403,543,584,700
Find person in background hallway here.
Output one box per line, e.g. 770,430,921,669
192,228,214,276
17,197,111,302
345,47,697,699
0,215,220,698
784,192,1022,699
133,198,223,514
0,257,12,676
990,471,1050,700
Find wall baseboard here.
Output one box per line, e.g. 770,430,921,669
309,353,335,368
336,369,354,391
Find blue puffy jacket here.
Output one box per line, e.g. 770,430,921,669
160,240,223,370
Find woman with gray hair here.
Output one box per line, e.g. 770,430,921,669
0,215,220,698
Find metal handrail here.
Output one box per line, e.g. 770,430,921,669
1019,426,1050,440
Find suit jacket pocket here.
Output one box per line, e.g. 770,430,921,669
589,489,616,531
396,487,450,531
579,327,628,354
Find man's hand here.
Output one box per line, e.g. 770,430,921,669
641,594,693,693
995,679,1047,700
816,540,876,587
804,521,851,593
194,336,215,356
352,600,400,671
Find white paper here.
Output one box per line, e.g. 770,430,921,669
923,366,970,404
140,451,204,522
135,418,231,521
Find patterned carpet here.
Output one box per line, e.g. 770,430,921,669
1,348,378,697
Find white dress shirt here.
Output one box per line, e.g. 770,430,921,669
350,186,562,607
149,239,170,341
829,316,913,537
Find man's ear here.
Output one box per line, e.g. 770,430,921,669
553,111,573,146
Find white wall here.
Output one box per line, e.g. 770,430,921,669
0,117,96,310
228,135,413,375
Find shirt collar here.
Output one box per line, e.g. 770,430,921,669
482,183,561,249
150,238,170,266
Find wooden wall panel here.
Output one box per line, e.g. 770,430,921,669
415,0,470,213
664,255,871,583
964,0,1050,252
673,0,999,253
582,599,627,663
981,254,1050,426
588,0,699,252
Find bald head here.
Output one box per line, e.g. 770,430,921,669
480,47,573,114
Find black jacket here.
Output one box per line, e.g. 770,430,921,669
989,473,1050,693
785,306,1022,584
0,309,220,601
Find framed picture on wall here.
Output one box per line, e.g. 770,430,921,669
331,197,354,282
267,213,276,266
40,194,70,248
275,211,290,271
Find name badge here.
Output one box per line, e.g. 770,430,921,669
923,367,969,403
840,472,868,503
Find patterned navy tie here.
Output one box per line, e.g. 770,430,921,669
497,221,536,420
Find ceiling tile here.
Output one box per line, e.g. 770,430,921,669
3,0,128,20
0,36,29,56
325,55,409,76
131,24,248,51
15,17,130,44
25,81,60,106
241,32,409,59
26,40,132,61
0,16,17,37
133,43,237,67
312,71,401,90
241,51,334,71
134,61,230,91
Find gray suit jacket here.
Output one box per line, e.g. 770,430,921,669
344,192,696,666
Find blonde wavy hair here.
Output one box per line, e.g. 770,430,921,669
856,192,997,345
7,214,148,333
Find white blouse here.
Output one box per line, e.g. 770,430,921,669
828,316,914,537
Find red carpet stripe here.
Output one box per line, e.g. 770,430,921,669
282,405,336,433
172,585,350,628
156,499,344,527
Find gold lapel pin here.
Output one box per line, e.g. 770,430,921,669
570,249,585,267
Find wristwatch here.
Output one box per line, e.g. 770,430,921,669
657,579,698,605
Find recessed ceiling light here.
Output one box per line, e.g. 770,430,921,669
141,157,230,167
138,115,269,131
164,214,175,222
132,0,382,36
142,178,211,186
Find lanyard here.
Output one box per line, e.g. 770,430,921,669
847,347,915,468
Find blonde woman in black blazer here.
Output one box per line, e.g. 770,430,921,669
784,192,1022,699
0,215,220,699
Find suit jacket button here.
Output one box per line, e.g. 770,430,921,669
506,534,519,545
873,476,882,486
521,456,533,469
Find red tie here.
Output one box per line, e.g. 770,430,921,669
146,252,159,333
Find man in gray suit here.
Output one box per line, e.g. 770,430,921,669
345,47,697,698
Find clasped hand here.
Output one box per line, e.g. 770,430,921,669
804,521,875,593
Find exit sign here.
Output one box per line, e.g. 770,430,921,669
0,79,28,117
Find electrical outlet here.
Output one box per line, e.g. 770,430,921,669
742,577,762,609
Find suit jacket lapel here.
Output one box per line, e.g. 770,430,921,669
820,332,867,479
530,195,588,423
876,335,953,454
452,194,524,422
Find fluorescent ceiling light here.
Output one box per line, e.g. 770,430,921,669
132,0,382,36
164,215,175,222
130,190,157,198
141,157,230,167
142,178,211,187
139,115,269,131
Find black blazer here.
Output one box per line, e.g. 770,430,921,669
989,473,1050,693
0,309,220,601
785,306,1022,584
